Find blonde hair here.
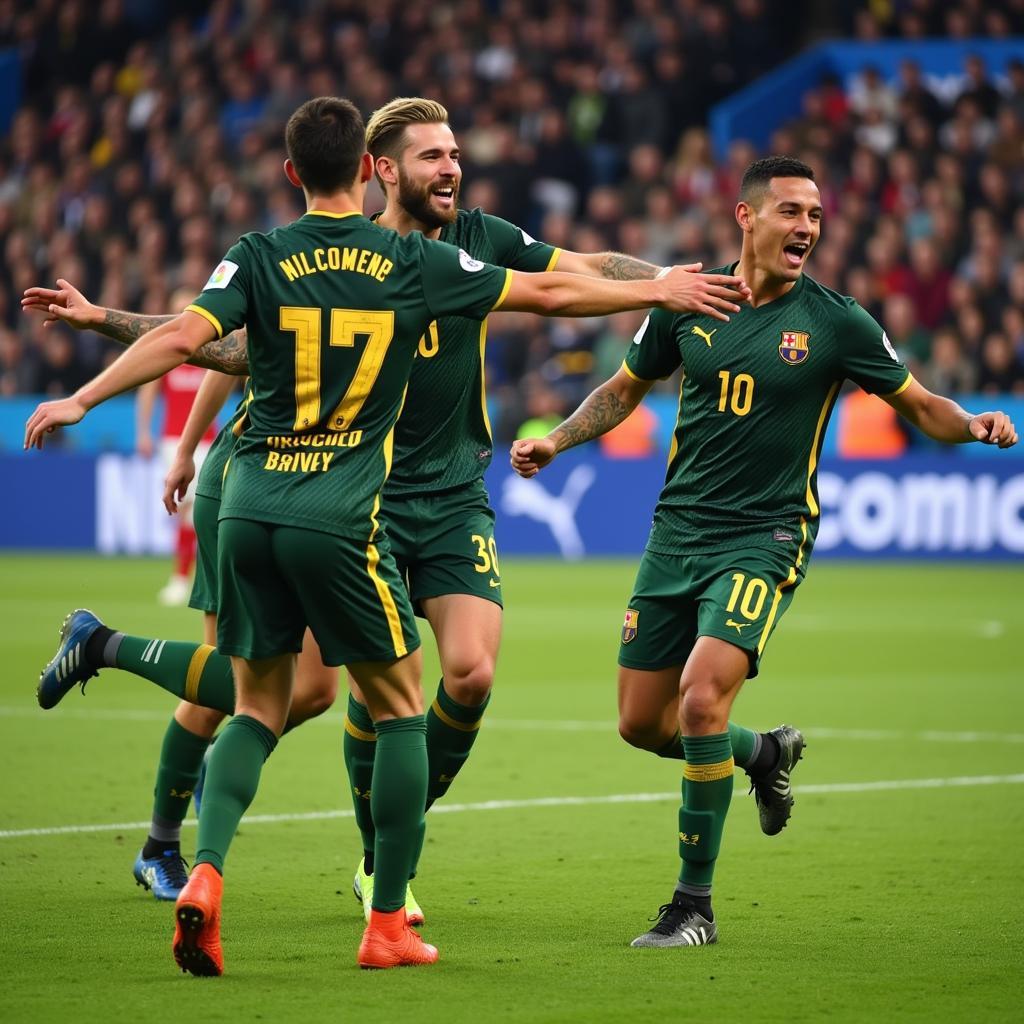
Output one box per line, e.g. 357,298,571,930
365,97,449,185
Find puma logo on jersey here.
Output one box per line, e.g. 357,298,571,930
725,619,751,633
691,326,716,347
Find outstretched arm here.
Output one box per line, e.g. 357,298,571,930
510,367,654,477
498,264,747,322
25,311,217,449
554,249,664,282
885,379,1018,448
22,279,250,374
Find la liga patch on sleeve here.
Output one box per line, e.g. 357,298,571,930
204,260,240,290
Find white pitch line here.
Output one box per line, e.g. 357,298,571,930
3,705,1023,745
2,773,1023,840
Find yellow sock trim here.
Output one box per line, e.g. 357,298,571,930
683,757,735,783
344,714,377,743
430,699,482,733
184,644,215,704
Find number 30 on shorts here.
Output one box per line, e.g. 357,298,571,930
471,534,501,577
726,572,768,621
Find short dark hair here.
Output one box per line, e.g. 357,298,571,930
285,97,366,195
739,156,816,207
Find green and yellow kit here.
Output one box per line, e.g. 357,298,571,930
187,211,511,663
381,208,559,611
619,268,911,674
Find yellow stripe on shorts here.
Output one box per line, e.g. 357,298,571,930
683,758,735,783
184,644,215,704
366,542,407,658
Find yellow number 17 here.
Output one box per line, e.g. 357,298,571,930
280,306,395,431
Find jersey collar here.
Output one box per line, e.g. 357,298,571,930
303,210,363,220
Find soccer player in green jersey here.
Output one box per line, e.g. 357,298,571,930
511,156,1018,948
25,96,750,974
25,96,747,922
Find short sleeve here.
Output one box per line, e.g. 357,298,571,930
186,240,251,338
482,213,561,272
839,299,912,396
624,308,682,382
419,237,512,321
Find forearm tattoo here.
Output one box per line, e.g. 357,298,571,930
99,307,249,374
599,252,660,281
190,329,250,375
553,387,631,451
99,309,176,344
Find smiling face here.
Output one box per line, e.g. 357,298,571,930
737,176,822,284
389,121,461,230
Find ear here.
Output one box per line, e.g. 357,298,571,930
359,151,373,184
735,200,754,234
283,158,302,189
375,154,399,187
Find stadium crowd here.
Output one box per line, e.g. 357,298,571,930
1,0,1023,440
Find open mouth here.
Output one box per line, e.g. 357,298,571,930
432,185,456,206
783,242,809,267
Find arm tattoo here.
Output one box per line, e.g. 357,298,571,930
599,251,660,281
552,386,631,452
189,329,250,375
98,310,176,344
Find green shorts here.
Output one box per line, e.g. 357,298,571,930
188,493,220,614
216,516,421,667
380,479,503,616
617,544,805,678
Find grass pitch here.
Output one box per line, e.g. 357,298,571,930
1,554,1021,1023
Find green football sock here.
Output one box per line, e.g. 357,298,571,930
195,715,277,874
370,716,427,913
342,695,377,864
425,678,489,809
727,721,758,768
148,718,211,844
678,732,735,893
111,636,236,715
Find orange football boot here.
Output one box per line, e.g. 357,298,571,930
172,862,224,977
357,908,439,969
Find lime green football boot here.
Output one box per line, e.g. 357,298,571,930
353,857,424,926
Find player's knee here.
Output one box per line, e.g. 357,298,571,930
617,714,663,752
442,657,495,707
679,683,728,733
291,670,339,723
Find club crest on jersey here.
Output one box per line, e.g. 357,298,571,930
779,330,810,364
622,608,639,644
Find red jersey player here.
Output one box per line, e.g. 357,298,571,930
136,364,217,605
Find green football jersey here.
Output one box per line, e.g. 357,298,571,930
624,269,911,557
384,208,559,495
187,211,511,539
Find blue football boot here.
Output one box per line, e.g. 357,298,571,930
133,848,190,901
37,609,103,709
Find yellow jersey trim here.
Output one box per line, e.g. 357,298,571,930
621,360,649,383
683,758,735,782
186,304,224,339
666,376,684,466
431,698,482,732
805,382,841,517
184,644,215,704
882,372,914,399
304,210,361,220
479,321,493,440
366,542,407,658
343,714,377,743
757,568,798,654
490,268,514,311
545,248,563,272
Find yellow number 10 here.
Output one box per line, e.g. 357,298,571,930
717,370,755,416
280,306,395,431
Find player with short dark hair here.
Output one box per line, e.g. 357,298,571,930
511,154,1017,949
25,96,752,973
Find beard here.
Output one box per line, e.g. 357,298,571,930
396,168,459,230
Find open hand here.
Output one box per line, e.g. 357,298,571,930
657,263,751,322
21,279,101,330
24,396,88,449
